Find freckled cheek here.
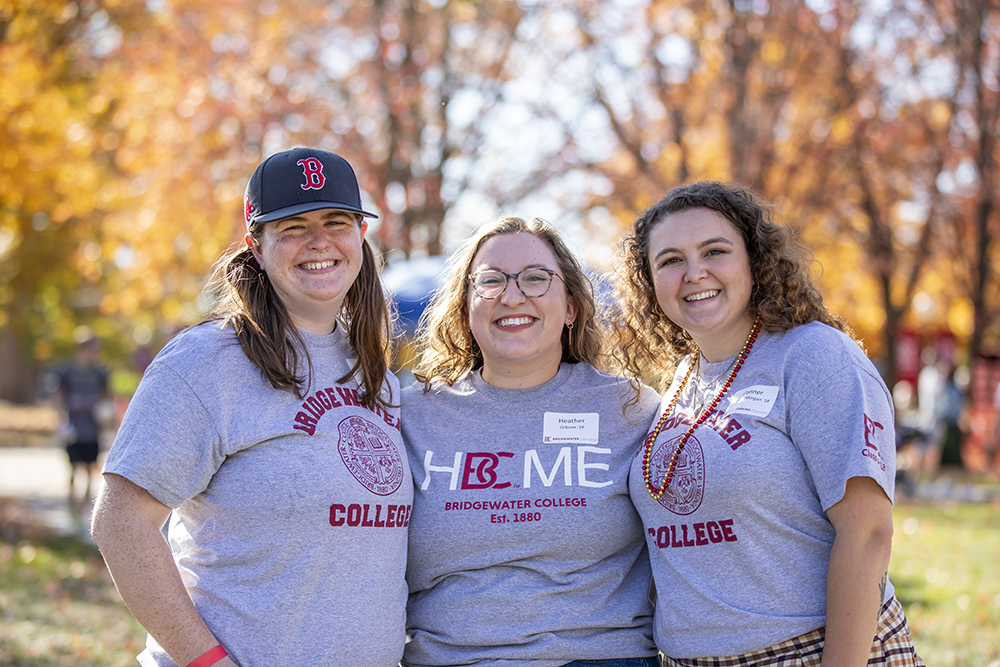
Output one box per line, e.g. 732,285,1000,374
260,238,296,264
467,301,491,336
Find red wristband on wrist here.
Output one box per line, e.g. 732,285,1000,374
186,645,227,667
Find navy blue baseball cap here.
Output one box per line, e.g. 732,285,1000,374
243,147,378,229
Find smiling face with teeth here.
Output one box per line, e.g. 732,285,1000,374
647,207,755,362
467,232,578,389
248,208,367,334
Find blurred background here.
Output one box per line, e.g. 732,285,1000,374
1,0,999,663
1,0,999,410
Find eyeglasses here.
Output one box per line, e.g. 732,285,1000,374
468,268,562,299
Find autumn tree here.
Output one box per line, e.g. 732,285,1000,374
308,0,534,257
539,0,997,384
917,0,1000,360
3,0,996,404
778,0,953,385
543,0,903,339
1,0,583,401
805,0,1000,383
0,0,136,401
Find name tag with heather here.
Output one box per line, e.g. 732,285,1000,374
723,386,778,419
543,412,599,444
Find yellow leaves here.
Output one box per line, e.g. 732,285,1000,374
50,202,75,224
929,100,951,131
16,111,35,130
200,237,221,263
761,40,785,66
114,146,137,171
111,108,130,130
451,1,479,24
33,339,53,361
659,142,684,171
830,115,855,144
65,122,94,147
119,292,139,316
87,94,111,115
856,299,888,342
0,223,18,263
0,0,993,369
947,298,974,337
99,293,118,316
154,7,174,26
162,298,185,323
684,120,730,180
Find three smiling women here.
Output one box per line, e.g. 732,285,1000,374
94,152,921,667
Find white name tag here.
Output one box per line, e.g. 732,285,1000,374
543,412,600,444
723,385,779,419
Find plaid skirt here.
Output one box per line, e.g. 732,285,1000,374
662,596,925,667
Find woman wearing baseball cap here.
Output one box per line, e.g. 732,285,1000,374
92,148,411,667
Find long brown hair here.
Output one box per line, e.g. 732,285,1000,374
208,218,395,409
614,181,853,392
413,215,603,389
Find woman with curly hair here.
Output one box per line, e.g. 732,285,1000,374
402,215,661,667
614,182,923,666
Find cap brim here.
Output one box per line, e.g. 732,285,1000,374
253,201,379,224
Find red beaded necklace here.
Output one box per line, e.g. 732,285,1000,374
642,318,761,501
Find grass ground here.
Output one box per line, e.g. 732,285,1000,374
0,499,145,666
891,498,1000,666
1,495,998,666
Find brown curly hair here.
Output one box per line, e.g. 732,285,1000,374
412,215,604,390
613,181,853,392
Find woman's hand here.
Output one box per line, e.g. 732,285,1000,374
821,476,894,667
91,473,226,666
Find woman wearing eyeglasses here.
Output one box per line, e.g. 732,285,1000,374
401,216,661,667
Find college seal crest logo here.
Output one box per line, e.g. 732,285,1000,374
337,416,404,496
650,432,705,515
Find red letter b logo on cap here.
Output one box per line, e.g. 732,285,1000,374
298,158,326,190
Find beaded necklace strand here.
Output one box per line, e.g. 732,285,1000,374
642,317,762,501
689,352,739,417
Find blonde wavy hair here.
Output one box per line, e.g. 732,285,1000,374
412,215,604,390
613,181,853,392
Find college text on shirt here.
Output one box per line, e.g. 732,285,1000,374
419,448,608,526
293,384,400,435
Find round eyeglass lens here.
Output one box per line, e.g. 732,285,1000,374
471,269,555,298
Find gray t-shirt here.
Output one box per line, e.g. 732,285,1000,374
629,322,896,658
104,322,411,667
402,362,659,667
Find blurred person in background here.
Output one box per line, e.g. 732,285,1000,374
989,380,1000,472
889,381,920,497
91,148,410,667
614,181,923,667
55,335,109,509
913,348,944,480
935,366,966,469
402,215,661,667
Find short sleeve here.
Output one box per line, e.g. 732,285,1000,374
787,362,895,511
103,361,225,508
